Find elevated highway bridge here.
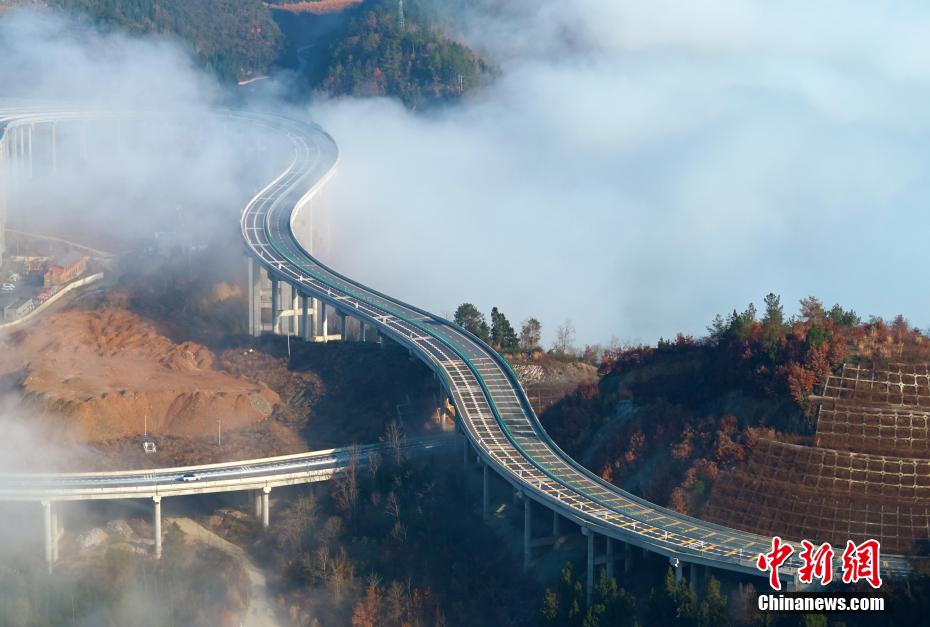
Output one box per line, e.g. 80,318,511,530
0,103,911,598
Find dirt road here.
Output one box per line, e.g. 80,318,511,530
169,517,279,627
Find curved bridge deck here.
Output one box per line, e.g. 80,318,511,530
0,104,913,585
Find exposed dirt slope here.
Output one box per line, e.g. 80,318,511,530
0,308,280,443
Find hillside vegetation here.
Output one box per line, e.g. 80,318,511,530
320,0,492,108
542,294,930,516
47,0,283,81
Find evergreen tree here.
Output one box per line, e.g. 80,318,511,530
540,588,559,625
761,293,785,357
453,303,490,341
698,576,729,627
490,307,519,352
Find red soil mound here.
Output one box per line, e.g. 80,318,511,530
0,308,279,443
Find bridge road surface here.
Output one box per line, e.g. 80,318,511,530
0,104,911,584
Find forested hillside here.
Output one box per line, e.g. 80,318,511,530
542,295,929,516
320,0,492,108
46,0,283,82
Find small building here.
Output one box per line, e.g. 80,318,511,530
2,297,34,321
142,435,158,454
44,251,88,288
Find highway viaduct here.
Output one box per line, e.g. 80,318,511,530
0,104,913,602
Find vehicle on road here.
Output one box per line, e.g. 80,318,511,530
180,473,200,482
1,283,14,292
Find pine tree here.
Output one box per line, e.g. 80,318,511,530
453,303,490,342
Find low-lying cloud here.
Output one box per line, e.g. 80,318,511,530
4,1,930,350
315,0,930,346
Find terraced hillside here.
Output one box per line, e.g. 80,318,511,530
704,362,930,556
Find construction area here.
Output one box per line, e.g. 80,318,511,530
703,362,930,556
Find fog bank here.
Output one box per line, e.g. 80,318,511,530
315,0,930,346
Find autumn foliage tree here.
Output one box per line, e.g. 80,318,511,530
543,293,930,516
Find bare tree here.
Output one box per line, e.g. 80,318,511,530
335,444,360,514
519,317,542,352
367,451,381,480
328,547,355,602
278,494,317,553
553,319,576,355
381,420,406,465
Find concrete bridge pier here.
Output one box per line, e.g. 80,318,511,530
552,511,561,538
247,257,263,336
301,294,310,340
153,496,162,559
605,537,614,579
670,557,682,584
42,500,52,574
339,312,347,341
261,487,271,528
270,277,280,332
624,542,632,574
26,124,33,179
254,490,262,519
290,284,300,335
583,526,594,606
523,494,532,570
51,509,60,564
313,298,327,340
50,122,57,175
482,461,489,520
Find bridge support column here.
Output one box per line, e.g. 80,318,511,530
50,122,57,175
248,257,262,336
313,299,327,341
51,509,60,564
671,557,682,584
606,537,614,579
42,500,52,574
482,462,489,520
270,277,279,333
552,511,561,538
254,491,262,518
301,295,310,340
462,434,469,467
689,562,697,592
27,124,33,178
339,312,347,341
523,495,532,570
153,496,162,559
291,285,299,336
261,487,271,528
624,542,632,574
584,527,594,606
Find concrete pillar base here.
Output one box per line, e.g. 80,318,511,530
585,528,594,606
482,462,489,520
153,496,162,559
523,496,532,570
42,500,52,574
261,487,271,528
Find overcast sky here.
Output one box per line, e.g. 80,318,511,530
313,0,930,347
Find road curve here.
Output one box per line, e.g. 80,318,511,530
0,104,911,581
